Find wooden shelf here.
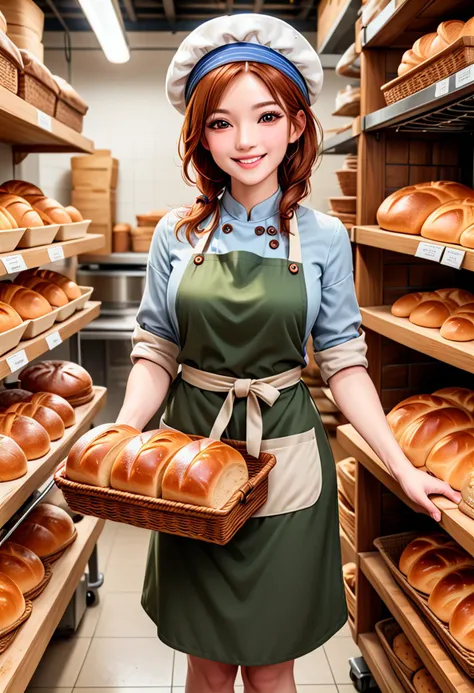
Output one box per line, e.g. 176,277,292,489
322,118,360,155
0,514,104,693
355,226,474,272
0,386,106,528
0,301,101,379
337,424,474,559
360,305,474,374
360,552,474,693
318,0,360,53
0,235,105,277
358,632,405,693
0,86,93,154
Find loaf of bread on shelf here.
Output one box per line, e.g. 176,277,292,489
0,412,50,460
110,429,193,497
64,205,83,222
0,300,22,332
0,434,27,481
427,566,474,622
0,283,52,319
413,668,442,693
0,206,18,229
412,32,438,60
0,389,32,408
387,395,454,441
397,49,422,76
426,428,474,490
399,534,455,575
433,387,474,412
407,546,473,595
19,276,69,307
438,20,465,44
0,541,45,594
23,195,72,226
161,438,249,509
0,573,25,631
440,303,474,342
435,288,474,306
343,562,356,591
421,198,474,246
0,193,43,228
449,592,474,652
409,297,457,328
19,361,93,399
66,423,140,487
392,631,423,672
1,180,43,197
391,292,439,318
29,392,75,427
0,10,6,33
6,402,64,441
17,269,82,301
461,18,474,37
9,503,75,558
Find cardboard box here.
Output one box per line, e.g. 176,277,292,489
72,189,116,255
71,149,119,191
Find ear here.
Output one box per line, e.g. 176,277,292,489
201,135,210,151
289,109,307,144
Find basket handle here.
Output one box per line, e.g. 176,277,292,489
238,476,259,504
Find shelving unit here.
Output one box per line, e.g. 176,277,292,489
358,632,405,693
318,0,361,54
322,117,361,155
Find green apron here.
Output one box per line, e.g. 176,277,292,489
141,214,347,665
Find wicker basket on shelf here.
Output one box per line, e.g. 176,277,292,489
329,197,357,214
375,619,417,693
0,31,23,94
0,600,32,654
18,50,58,116
336,170,357,196
342,562,356,622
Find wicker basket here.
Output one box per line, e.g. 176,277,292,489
24,564,52,600
42,528,78,566
336,170,357,196
337,457,356,509
55,99,84,133
329,197,357,215
0,600,32,654
343,563,356,621
338,488,355,545
375,619,418,693
382,37,474,105
328,210,357,225
0,51,18,94
19,72,56,116
54,439,276,545
374,532,474,678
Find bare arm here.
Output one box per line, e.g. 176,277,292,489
116,358,171,431
328,365,461,521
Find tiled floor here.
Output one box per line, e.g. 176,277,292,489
26,520,360,692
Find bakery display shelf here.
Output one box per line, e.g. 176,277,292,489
337,424,474,560
358,632,405,693
0,515,104,693
355,225,474,271
79,251,148,266
0,86,93,154
0,234,105,278
0,386,106,528
322,119,360,154
340,524,356,565
360,552,474,693
318,0,360,54
361,305,474,374
0,301,101,379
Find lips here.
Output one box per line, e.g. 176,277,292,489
233,154,266,163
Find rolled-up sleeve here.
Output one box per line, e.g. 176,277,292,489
312,221,368,384
131,214,179,381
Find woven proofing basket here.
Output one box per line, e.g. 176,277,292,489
54,438,276,545
24,564,52,600
55,99,84,132
336,170,357,196
343,570,356,621
382,37,474,105
42,528,78,566
337,457,355,509
374,531,474,678
0,600,32,654
375,619,417,693
19,73,56,116
329,197,357,215
0,52,18,94
338,488,355,545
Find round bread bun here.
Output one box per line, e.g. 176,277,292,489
0,283,52,320
392,631,423,672
0,206,17,230
0,193,43,228
16,270,81,301
0,301,22,333
407,546,473,595
428,566,474,622
438,20,465,44
19,276,69,307
461,18,474,37
0,412,50,460
29,392,75,427
413,668,442,693
6,402,64,441
23,195,72,226
0,434,27,481
0,573,25,631
0,541,45,594
64,205,83,222
9,503,75,557
0,389,32,408
399,534,455,575
19,361,92,398
449,591,474,652
0,180,43,197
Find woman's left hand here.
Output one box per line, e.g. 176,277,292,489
396,465,462,522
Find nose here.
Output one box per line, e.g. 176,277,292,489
235,123,257,151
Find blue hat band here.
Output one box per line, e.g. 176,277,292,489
185,42,310,106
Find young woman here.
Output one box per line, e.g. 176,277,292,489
117,14,461,693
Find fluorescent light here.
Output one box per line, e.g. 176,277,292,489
78,0,130,64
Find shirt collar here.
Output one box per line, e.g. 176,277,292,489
221,186,282,222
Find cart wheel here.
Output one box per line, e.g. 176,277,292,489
350,669,369,692
86,590,98,607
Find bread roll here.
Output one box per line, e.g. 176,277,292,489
0,283,51,319
391,292,437,318
17,270,81,301
19,276,68,307
0,542,45,594
433,387,474,413
428,566,474,622
421,198,474,245
0,389,32,408
9,503,75,557
110,429,192,497
0,434,27,480
66,423,140,487
0,412,50,460
409,298,456,328
0,301,22,333
64,205,83,222
399,534,455,575
440,303,474,341
399,407,474,467
343,562,356,590
413,668,442,693
0,206,17,230
426,428,474,490
461,18,474,37
407,546,473,595
0,10,6,33
23,195,72,225
397,49,421,77
29,392,75,427
1,180,43,196
438,20,465,44
19,361,92,398
387,396,453,441
6,402,64,441
413,33,437,60
0,573,25,631
162,438,249,508
435,288,474,306
392,631,423,672
0,193,43,228
449,592,474,652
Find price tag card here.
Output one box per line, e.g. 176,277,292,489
6,350,28,373
1,254,28,274
441,247,465,270
415,241,444,263
456,65,474,89
48,245,64,262
435,78,450,98
37,110,52,132
46,331,62,350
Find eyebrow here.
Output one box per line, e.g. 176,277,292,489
209,101,279,115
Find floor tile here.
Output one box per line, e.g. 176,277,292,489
294,647,334,685
106,540,149,569
101,562,146,593
73,689,170,693
172,687,337,692
94,592,157,637
75,601,103,638
338,686,357,692
28,637,91,688
75,637,173,687
324,637,361,685
333,621,351,637
27,689,72,693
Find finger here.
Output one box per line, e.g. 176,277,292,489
415,494,442,522
427,480,462,505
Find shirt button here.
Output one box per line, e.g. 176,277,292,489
194,254,204,265
269,239,279,250
288,263,299,274
267,226,278,236
255,226,265,236
222,223,233,234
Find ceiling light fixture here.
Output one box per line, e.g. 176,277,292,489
77,0,130,64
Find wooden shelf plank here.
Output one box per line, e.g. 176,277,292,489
322,118,360,155
358,632,405,693
337,424,474,559
0,86,93,153
360,305,474,374
0,386,106,528
0,234,105,278
360,552,474,693
0,515,104,693
318,0,360,53
0,301,101,379
355,226,474,272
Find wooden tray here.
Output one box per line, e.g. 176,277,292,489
55,286,93,322
0,321,28,355
54,439,276,545
24,564,52,600
0,600,32,654
22,307,60,339
382,37,474,105
375,619,418,693
0,228,26,252
17,225,59,249
55,220,91,242
374,531,474,678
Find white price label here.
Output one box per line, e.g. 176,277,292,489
415,241,444,262
441,247,465,270
46,331,62,349
6,350,28,373
37,110,52,132
48,245,64,262
1,254,28,274
456,65,474,89
435,78,450,98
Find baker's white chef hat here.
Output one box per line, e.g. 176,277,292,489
166,14,323,115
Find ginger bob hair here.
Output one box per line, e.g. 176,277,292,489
174,61,323,243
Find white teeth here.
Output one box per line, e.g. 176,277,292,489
237,156,262,164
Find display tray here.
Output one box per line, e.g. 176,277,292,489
21,307,60,339
0,600,32,654
54,439,276,545
0,322,29,356
374,531,474,678
55,220,91,242
55,286,93,323
375,618,417,693
0,228,26,253
17,225,60,249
